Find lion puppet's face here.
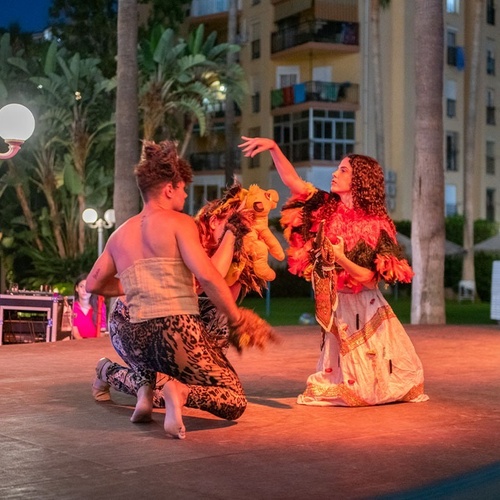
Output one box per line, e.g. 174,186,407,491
245,184,279,216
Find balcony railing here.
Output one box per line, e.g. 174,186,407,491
271,20,359,54
189,151,241,172
204,99,241,119
271,81,358,109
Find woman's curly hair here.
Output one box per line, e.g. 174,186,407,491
134,140,193,200
347,154,388,216
288,153,396,238
348,153,397,235
194,183,245,256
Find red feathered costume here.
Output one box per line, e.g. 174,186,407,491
281,185,428,406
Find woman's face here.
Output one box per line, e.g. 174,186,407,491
76,279,91,300
331,158,352,194
210,215,228,241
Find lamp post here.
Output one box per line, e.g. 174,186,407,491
82,208,116,256
0,104,36,160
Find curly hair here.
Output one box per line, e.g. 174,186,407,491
134,140,193,200
194,183,247,256
347,154,388,217
290,154,395,238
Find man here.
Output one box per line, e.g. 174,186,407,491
87,140,273,439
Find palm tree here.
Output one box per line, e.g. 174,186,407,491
411,0,446,324
138,24,246,156
462,0,486,295
114,0,140,227
31,47,115,254
224,0,239,187
139,26,209,144
370,0,391,167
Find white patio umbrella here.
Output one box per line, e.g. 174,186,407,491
474,233,500,252
396,232,464,258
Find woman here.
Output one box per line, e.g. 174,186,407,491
239,136,428,406
72,273,107,339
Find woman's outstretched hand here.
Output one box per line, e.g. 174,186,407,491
239,136,276,158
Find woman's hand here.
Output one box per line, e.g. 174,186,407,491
331,236,346,262
239,135,308,196
239,136,277,158
333,236,377,288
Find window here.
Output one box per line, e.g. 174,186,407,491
251,75,260,113
273,110,355,163
190,184,222,216
445,80,457,117
487,47,496,76
251,22,260,59
445,184,457,216
446,131,459,171
487,88,496,125
247,127,261,168
487,0,496,25
487,140,496,174
447,99,457,117
251,92,260,113
276,66,299,88
447,29,458,66
486,188,496,221
446,0,459,13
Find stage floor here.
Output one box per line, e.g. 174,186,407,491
1,324,500,499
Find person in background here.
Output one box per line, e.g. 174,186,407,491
239,136,428,407
72,273,107,339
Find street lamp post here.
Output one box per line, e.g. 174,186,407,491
82,208,116,256
0,104,36,160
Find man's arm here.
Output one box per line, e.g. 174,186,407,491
176,215,240,325
86,242,124,297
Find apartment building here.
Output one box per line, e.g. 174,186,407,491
183,0,500,223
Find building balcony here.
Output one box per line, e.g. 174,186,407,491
189,151,241,172
204,99,241,119
271,20,359,56
189,0,242,18
270,81,359,111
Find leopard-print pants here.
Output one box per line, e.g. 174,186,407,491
108,298,246,421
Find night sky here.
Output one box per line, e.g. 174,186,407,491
0,0,52,32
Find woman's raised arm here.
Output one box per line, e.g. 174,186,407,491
239,136,308,196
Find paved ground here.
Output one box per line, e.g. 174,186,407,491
1,323,500,499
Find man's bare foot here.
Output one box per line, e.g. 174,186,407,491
163,379,189,439
130,384,153,423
